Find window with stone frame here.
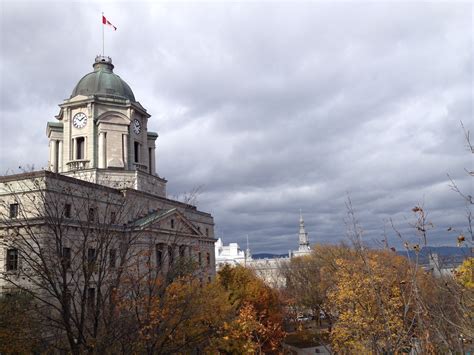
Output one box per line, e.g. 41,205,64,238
206,252,211,266
109,249,117,269
87,287,95,309
62,247,71,270
6,248,19,271
9,203,19,218
156,244,164,268
134,141,140,163
88,207,96,222
168,245,174,266
87,248,97,270
179,245,186,258
64,203,72,219
76,137,85,160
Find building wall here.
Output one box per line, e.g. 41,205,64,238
0,171,216,293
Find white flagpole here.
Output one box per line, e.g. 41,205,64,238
102,12,105,56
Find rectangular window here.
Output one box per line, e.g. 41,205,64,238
88,208,95,222
87,288,95,309
88,248,96,265
179,245,186,258
198,252,202,266
110,211,116,223
65,289,72,315
168,245,174,266
62,247,71,270
205,228,209,237
6,249,18,271
206,252,211,266
170,219,175,229
134,141,140,163
9,203,19,218
76,137,85,160
109,249,117,269
64,204,72,218
156,244,163,268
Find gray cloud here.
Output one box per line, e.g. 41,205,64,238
1,1,472,253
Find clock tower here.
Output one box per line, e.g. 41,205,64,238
46,56,166,196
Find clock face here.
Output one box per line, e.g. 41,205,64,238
72,112,87,129
132,119,141,134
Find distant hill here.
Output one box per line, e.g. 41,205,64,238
397,246,471,264
252,246,471,263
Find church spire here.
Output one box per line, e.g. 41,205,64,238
298,210,310,251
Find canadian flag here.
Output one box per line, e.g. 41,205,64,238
102,15,117,31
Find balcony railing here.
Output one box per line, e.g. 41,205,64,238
133,163,148,172
67,160,90,171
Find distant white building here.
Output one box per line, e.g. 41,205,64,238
215,212,313,288
290,211,312,258
215,238,248,270
425,253,463,277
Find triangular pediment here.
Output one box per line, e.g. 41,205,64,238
69,94,90,102
130,208,202,236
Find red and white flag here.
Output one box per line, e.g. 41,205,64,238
102,15,117,31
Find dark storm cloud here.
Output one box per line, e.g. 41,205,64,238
0,1,472,253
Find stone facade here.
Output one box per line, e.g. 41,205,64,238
46,56,163,195
1,56,216,293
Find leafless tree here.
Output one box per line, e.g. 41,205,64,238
0,171,154,353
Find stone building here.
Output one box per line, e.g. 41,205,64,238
215,213,313,288
0,56,216,293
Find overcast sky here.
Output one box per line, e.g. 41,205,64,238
0,1,472,253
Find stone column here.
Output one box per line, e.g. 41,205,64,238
49,141,54,171
98,132,106,169
50,140,58,172
58,140,63,172
72,138,77,161
150,147,156,175
122,134,129,169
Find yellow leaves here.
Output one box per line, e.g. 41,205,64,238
455,257,474,289
208,265,285,353
326,250,410,353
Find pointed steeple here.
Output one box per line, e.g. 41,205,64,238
298,210,310,251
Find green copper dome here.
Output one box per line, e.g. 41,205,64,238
71,56,135,101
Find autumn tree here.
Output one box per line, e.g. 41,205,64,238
280,243,353,328
210,264,286,354
0,291,43,353
112,224,230,355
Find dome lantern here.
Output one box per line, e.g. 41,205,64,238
70,56,135,101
